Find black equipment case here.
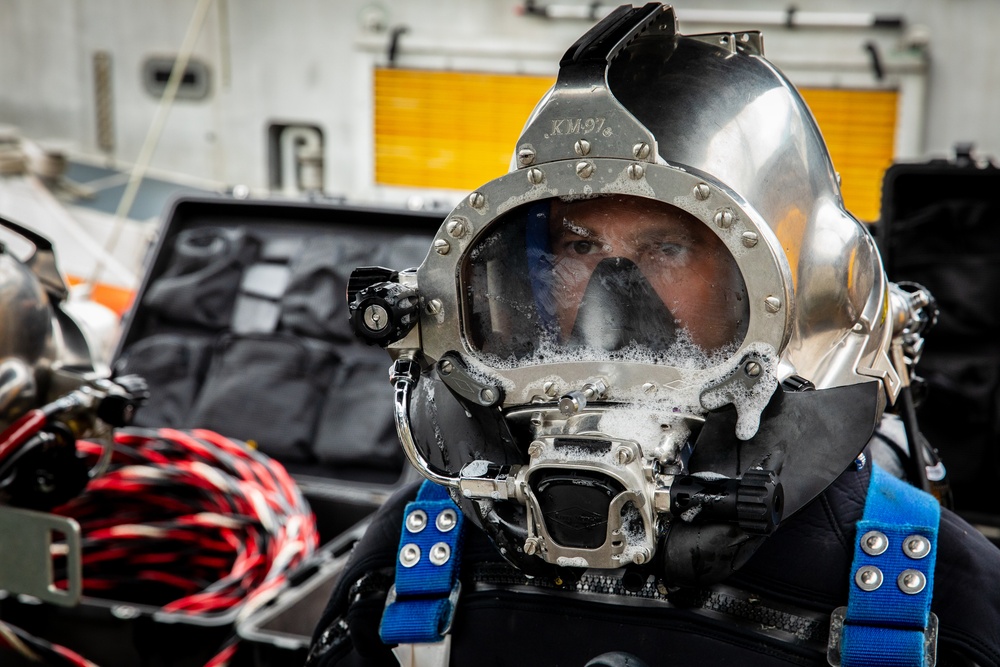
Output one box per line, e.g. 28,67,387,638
877,147,1000,521
0,195,443,666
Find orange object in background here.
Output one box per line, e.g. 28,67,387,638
66,275,135,317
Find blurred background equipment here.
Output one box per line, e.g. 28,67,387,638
877,143,1000,523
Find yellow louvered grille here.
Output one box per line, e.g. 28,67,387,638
373,68,898,221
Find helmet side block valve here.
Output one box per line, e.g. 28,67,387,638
668,469,783,535
348,267,419,347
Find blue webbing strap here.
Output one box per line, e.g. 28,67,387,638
840,464,941,667
380,480,464,645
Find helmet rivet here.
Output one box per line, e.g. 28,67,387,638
714,208,734,228
405,509,428,533
744,361,762,378
527,168,545,185
469,191,486,209
446,218,467,238
903,534,931,559
632,548,650,565
693,183,711,200
855,565,883,591
438,359,454,376
434,238,451,255
898,569,926,594
627,163,645,180
426,298,443,315
576,161,595,179
436,509,458,532
861,530,888,556
741,231,759,247
523,537,540,555
574,139,591,156
615,447,634,465
518,148,536,166
527,441,544,458
400,543,421,568
632,142,651,160
363,305,389,332
429,542,451,565
642,382,657,394
764,296,782,313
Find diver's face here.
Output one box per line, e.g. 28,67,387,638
549,196,747,352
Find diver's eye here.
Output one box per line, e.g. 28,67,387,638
658,242,686,258
571,240,603,255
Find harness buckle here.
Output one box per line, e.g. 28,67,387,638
826,606,939,667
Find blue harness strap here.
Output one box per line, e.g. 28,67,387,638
832,464,941,667
380,480,464,645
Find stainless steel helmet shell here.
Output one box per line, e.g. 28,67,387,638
386,4,894,580
0,244,55,426
417,3,897,420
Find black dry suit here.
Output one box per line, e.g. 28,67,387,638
306,452,1000,667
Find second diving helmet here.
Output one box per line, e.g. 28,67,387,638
350,3,901,586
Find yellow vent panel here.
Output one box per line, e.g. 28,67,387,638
374,69,898,221
799,87,898,222
374,68,554,189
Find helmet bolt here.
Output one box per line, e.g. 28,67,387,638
446,218,467,238
434,238,451,255
469,191,486,209
574,139,591,156
744,361,762,378
632,142,651,160
615,447,634,465
632,548,650,565
694,183,711,200
426,298,443,315
741,231,759,247
576,161,595,179
714,209,734,228
527,168,545,185
438,359,454,376
518,148,536,166
764,296,782,313
523,537,540,556
627,163,645,180
527,441,544,458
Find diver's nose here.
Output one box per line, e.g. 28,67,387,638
568,257,676,351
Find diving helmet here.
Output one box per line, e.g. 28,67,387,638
350,3,898,585
0,217,102,431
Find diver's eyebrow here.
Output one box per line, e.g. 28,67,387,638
557,217,595,238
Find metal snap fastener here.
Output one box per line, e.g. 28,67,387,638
400,543,421,568
405,509,427,533
855,565,883,591
860,530,888,556
903,534,931,560
429,542,451,566
436,509,458,532
898,569,926,594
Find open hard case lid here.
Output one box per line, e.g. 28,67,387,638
113,195,443,500
877,144,1000,519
